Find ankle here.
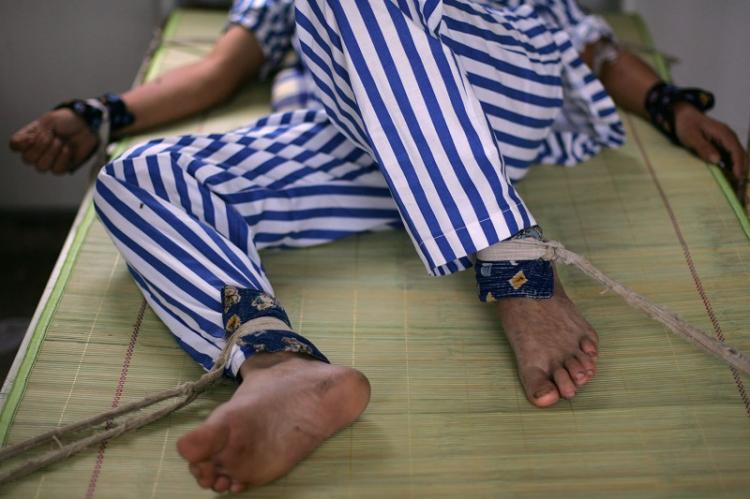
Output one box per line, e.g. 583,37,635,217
239,351,314,376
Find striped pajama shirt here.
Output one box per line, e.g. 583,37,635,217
94,0,623,377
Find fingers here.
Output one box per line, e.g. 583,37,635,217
22,126,56,166
706,123,748,184
10,110,94,174
681,112,749,189
11,120,74,174
37,137,63,172
69,128,100,167
9,122,39,152
684,126,721,165
51,144,73,175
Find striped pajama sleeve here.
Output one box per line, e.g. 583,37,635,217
227,0,296,79
475,0,624,172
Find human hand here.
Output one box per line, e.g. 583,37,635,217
9,109,99,175
674,102,748,197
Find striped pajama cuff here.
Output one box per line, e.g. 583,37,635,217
227,0,296,80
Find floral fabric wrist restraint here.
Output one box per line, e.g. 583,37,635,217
54,93,135,173
644,82,715,146
475,226,554,302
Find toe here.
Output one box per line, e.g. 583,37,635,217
230,480,248,493
522,367,560,408
576,353,596,379
552,367,577,399
213,475,232,493
177,422,227,463
198,476,214,490
190,461,217,489
189,463,200,480
579,336,598,358
563,357,588,386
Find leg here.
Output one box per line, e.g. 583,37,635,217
296,0,535,275
444,1,609,407
94,111,396,490
296,1,601,406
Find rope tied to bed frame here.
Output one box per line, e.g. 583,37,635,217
0,238,748,485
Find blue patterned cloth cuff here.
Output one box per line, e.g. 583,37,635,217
476,259,554,301
475,226,554,301
222,286,329,365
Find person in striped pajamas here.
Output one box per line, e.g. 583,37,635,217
10,0,748,492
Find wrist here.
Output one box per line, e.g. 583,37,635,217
673,101,699,119
54,98,107,136
99,93,135,134
54,93,135,143
644,82,715,145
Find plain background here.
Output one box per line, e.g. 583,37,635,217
1,0,748,210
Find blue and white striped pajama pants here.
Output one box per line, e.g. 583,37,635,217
94,0,621,377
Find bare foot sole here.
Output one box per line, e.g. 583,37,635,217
177,352,371,493
496,271,599,408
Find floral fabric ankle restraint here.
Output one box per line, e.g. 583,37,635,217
222,286,329,369
475,226,554,302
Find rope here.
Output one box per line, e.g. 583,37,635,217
0,239,747,484
0,319,246,485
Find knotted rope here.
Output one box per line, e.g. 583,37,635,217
0,239,748,485
0,320,246,485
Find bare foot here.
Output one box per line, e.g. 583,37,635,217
496,272,599,408
177,352,370,493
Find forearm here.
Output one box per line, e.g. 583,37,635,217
581,40,747,189
581,42,661,119
115,60,238,137
9,26,264,174
113,26,264,139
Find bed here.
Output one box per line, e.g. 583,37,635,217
1,8,748,498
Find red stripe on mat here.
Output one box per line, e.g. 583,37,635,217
85,300,147,499
628,115,750,417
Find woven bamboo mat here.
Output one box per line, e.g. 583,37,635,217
1,9,749,498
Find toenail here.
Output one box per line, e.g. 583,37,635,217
534,387,554,399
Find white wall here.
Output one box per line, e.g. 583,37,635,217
0,1,173,209
623,0,750,145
